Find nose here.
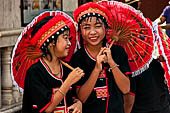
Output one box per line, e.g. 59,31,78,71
90,28,97,34
67,39,71,47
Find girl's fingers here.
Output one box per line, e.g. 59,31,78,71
67,105,74,111
98,47,106,56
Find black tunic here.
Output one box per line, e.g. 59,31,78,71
131,59,170,113
70,45,131,113
22,58,75,113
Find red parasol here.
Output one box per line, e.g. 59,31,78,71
98,1,155,76
152,21,170,92
11,11,78,92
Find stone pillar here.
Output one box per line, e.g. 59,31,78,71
0,0,21,30
0,48,1,108
62,0,78,11
12,86,22,103
1,47,15,105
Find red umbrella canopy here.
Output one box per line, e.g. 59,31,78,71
98,1,155,76
11,11,78,92
152,21,170,92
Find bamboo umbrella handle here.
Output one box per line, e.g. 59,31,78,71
59,40,115,70
108,39,115,49
59,59,74,70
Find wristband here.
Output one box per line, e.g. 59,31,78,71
108,63,119,72
73,98,79,103
58,89,65,96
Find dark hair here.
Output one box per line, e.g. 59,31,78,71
78,13,108,28
129,1,138,9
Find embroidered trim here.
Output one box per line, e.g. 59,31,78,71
40,58,63,80
37,20,66,48
84,46,96,61
77,8,107,23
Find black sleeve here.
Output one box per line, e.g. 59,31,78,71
111,45,136,95
111,45,132,76
69,52,88,87
23,67,53,112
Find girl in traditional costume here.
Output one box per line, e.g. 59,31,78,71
11,11,84,113
70,2,131,113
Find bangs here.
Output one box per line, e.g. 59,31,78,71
80,16,107,28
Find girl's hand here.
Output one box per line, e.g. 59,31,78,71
67,100,82,113
103,48,114,65
67,67,84,85
95,47,107,72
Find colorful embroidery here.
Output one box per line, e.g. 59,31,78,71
53,107,66,113
94,86,108,100
98,69,106,78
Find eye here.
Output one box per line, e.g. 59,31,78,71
96,24,102,28
64,36,69,40
63,34,69,39
83,26,90,29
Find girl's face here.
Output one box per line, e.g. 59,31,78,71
54,30,71,58
80,16,106,47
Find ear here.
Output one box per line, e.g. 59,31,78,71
49,43,53,47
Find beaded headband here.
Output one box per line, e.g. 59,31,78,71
73,2,112,26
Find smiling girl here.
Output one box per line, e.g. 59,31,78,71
70,2,131,113
18,11,84,113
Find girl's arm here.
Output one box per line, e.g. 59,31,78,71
108,60,130,94
45,68,84,113
67,99,82,113
76,48,106,103
104,48,130,94
123,94,135,113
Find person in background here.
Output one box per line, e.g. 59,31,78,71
158,1,170,38
157,0,170,105
130,59,170,113
160,23,170,30
123,1,170,113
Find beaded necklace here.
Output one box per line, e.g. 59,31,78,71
42,58,61,77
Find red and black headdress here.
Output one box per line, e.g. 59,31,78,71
73,2,112,27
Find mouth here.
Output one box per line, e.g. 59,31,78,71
66,47,69,49
89,37,98,42
66,46,70,49
65,47,70,53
